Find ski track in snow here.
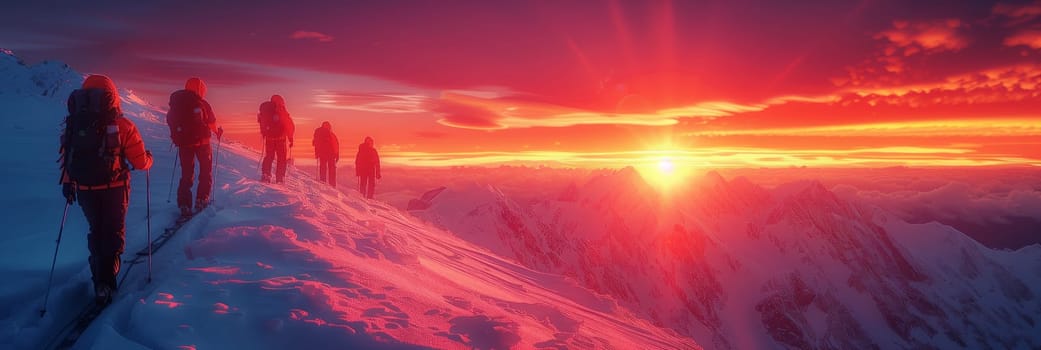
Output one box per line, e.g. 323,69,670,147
0,52,698,349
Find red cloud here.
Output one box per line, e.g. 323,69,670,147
290,30,334,42
313,91,427,113
426,99,505,130
841,19,978,89
1005,30,1041,49
993,1,1041,20
876,19,968,53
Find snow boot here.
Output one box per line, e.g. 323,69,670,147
94,284,113,305
179,206,192,220
195,198,209,213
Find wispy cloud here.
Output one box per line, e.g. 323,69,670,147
312,90,428,113
682,118,1041,138
422,92,832,131
381,146,1041,168
1005,30,1041,49
993,1,1041,21
290,30,334,42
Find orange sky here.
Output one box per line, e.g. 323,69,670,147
4,0,1040,168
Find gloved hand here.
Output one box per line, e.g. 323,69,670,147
289,139,294,148
376,174,382,180
216,126,224,139
62,183,76,203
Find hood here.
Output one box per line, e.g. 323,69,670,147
185,77,207,98
81,74,121,112
271,94,290,117
322,121,332,129
271,94,286,108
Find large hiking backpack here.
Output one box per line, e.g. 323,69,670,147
167,90,209,146
61,88,126,186
313,128,329,148
259,104,284,139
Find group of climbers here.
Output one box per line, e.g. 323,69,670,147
57,75,382,304
254,98,381,197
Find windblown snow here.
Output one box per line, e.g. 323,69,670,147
2,49,1040,350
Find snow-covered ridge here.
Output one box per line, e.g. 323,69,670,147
0,49,80,99
411,165,1041,349
0,50,700,349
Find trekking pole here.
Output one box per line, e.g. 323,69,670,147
289,143,295,169
167,148,179,203
39,201,72,318
258,138,265,179
212,136,222,205
146,169,153,283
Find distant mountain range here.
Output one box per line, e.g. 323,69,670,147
410,168,1041,349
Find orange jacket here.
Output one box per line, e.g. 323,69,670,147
61,117,153,189
117,117,153,171
181,77,219,141
270,95,296,142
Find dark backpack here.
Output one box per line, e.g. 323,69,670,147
167,90,209,146
61,89,126,186
313,128,329,148
259,109,284,139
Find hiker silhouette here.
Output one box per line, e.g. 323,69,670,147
258,95,296,183
355,136,381,199
60,74,154,304
166,77,222,217
313,121,340,187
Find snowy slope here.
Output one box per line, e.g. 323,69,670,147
410,169,1041,349
0,50,700,349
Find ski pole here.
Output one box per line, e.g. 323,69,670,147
167,148,179,203
146,169,152,283
39,201,72,318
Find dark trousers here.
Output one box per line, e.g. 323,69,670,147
78,186,128,290
262,138,288,182
178,144,213,209
318,157,336,187
359,174,376,198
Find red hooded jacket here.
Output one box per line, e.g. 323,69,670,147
269,95,296,143
312,121,339,160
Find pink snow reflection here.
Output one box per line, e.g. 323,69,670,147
186,266,241,275
155,292,183,309
214,302,232,314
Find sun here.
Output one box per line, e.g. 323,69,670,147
637,156,689,192
658,158,675,174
